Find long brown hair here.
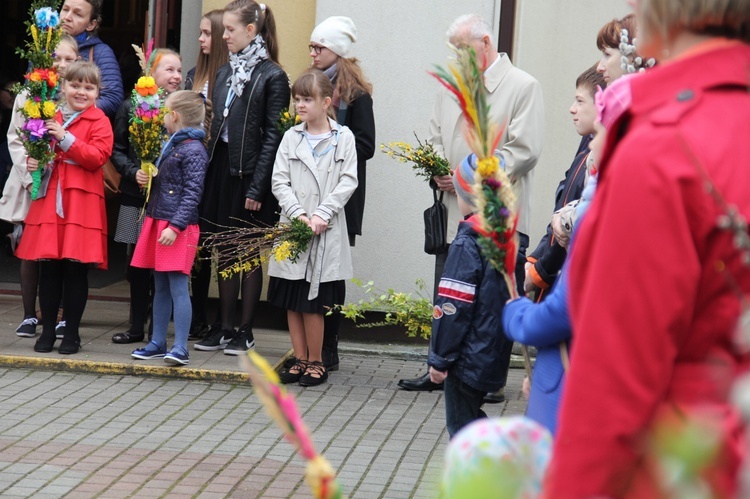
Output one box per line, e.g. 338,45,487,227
193,10,229,98
224,0,280,64
336,57,372,104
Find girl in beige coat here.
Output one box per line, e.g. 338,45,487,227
268,70,357,387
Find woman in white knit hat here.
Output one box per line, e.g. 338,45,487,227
308,16,376,372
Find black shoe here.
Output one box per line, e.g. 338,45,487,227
34,330,56,353
299,361,328,387
188,320,211,341
323,348,339,372
224,324,255,356
58,338,81,355
112,329,145,344
194,325,234,351
16,317,38,338
483,387,506,404
279,359,307,384
397,372,444,392
282,356,298,370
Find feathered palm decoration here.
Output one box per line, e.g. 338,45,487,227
428,47,519,291
429,47,533,379
241,351,343,499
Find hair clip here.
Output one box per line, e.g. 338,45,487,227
260,3,266,11
198,92,207,103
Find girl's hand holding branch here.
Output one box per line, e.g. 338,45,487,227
44,119,66,141
135,170,149,187
26,157,40,172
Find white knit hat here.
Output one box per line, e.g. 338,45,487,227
310,16,357,58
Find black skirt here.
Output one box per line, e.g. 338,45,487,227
200,141,279,233
268,278,345,314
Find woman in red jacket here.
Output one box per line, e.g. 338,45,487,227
544,0,750,497
16,61,113,355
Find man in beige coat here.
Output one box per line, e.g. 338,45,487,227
398,13,544,394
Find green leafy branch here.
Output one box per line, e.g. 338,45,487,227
330,278,433,339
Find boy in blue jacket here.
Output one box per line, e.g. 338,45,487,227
428,156,513,438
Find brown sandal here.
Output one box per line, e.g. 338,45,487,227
299,361,328,387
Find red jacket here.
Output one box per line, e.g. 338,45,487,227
545,41,750,498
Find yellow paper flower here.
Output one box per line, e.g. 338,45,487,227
42,101,56,118
135,76,157,96
476,156,499,178
24,100,41,119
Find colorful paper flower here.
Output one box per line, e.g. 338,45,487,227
23,118,47,140
35,7,60,29
24,100,42,119
135,76,158,96
42,100,56,118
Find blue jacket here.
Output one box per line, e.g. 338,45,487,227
145,133,208,231
428,218,512,393
79,35,124,120
502,265,572,435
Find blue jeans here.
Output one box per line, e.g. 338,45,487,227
444,374,486,438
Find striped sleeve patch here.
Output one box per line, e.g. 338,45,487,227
437,278,476,303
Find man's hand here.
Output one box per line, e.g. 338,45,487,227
433,173,455,193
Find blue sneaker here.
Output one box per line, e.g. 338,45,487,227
164,348,189,366
131,342,167,360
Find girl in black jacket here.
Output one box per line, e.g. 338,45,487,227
194,0,290,356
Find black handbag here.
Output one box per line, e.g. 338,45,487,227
424,188,449,255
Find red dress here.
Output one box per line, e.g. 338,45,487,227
544,41,750,498
16,106,114,269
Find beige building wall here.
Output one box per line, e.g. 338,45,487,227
184,0,315,85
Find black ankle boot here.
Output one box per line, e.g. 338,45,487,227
58,331,81,354
34,330,56,353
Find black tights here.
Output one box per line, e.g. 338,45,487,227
38,260,88,339
191,247,211,325
20,259,39,319
217,267,262,331
128,265,152,333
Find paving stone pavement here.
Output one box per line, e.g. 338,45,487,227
0,359,527,498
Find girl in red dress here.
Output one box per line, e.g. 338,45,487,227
16,61,114,355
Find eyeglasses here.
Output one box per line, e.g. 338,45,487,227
308,45,324,55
